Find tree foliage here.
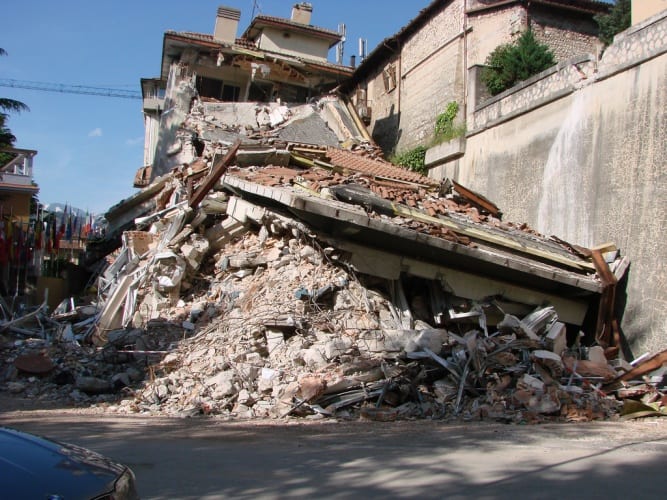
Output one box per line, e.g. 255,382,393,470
0,48,29,152
595,0,631,46
481,30,556,96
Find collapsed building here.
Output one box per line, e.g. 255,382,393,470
1,3,665,422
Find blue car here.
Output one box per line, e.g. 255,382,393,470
0,427,138,499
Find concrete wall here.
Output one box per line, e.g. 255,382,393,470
258,28,331,62
457,11,667,355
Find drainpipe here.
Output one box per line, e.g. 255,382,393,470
397,41,402,120
462,1,468,125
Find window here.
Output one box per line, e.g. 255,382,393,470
382,63,397,93
196,76,241,102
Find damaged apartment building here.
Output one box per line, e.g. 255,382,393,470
3,3,665,422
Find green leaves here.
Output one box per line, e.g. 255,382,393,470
481,30,556,96
391,145,427,175
595,0,631,46
0,48,29,150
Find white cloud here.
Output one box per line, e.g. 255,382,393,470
88,128,103,137
125,136,143,146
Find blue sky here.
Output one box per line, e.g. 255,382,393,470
2,0,432,215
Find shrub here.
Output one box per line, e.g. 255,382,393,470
433,101,466,145
595,0,631,46
481,30,556,96
391,145,427,175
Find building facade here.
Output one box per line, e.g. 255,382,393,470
341,0,608,156
141,3,352,170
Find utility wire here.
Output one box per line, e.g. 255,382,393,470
0,78,142,99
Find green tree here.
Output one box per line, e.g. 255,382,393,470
595,0,631,46
481,30,556,96
0,48,29,152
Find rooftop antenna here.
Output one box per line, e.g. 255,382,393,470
337,24,346,65
250,0,261,18
358,38,367,63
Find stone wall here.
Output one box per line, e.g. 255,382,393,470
401,0,465,74
469,54,597,132
467,4,526,67
358,0,607,156
456,11,667,355
398,38,465,152
529,5,602,63
363,57,401,154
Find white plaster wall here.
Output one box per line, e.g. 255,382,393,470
461,52,667,355
258,28,331,61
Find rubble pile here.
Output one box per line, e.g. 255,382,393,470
1,186,663,421
115,219,624,422
1,91,665,422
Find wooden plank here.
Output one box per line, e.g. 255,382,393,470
452,179,501,217
591,249,618,347
189,139,241,209
607,349,667,385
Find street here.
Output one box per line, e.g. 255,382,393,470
1,409,665,499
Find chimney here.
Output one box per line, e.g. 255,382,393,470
214,6,241,43
291,2,313,25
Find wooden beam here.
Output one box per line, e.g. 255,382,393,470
189,139,241,209
591,249,618,347
452,180,501,218
607,349,667,385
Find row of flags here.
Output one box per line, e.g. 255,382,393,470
0,205,100,266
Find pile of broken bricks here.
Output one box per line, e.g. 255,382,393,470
1,143,665,423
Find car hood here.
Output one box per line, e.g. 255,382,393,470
0,427,125,499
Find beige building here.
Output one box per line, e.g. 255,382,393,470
341,0,608,155
0,148,39,225
141,3,352,168
633,0,667,24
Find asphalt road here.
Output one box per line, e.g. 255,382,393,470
1,411,665,499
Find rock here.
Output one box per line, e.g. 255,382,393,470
126,366,144,382
111,372,132,389
206,370,237,397
76,376,112,395
587,346,608,366
14,353,54,375
7,381,26,394
324,338,352,360
405,329,448,353
298,375,326,401
302,347,328,369
532,350,564,377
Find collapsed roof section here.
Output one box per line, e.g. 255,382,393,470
98,105,623,336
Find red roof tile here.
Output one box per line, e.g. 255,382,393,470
326,148,440,187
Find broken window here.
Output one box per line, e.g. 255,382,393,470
382,63,397,93
196,76,240,102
